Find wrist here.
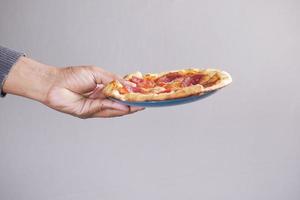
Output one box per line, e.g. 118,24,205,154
2,57,59,104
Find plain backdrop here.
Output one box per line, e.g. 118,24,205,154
0,0,299,200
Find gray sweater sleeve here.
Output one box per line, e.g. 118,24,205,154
0,46,24,97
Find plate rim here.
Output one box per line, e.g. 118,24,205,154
109,90,217,106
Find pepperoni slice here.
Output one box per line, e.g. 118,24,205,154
181,74,204,87
140,79,156,89
132,87,143,93
181,76,192,87
158,88,172,93
124,85,143,93
123,72,204,94
156,81,166,87
156,72,182,84
166,72,182,80
190,74,203,85
130,76,155,89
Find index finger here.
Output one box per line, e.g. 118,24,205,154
91,67,136,87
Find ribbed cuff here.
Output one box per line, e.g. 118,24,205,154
0,46,24,97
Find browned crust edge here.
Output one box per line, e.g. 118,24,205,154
103,68,232,102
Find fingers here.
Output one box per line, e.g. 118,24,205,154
91,67,135,87
99,100,144,114
98,99,129,111
91,67,120,84
91,106,144,118
87,84,106,99
89,99,145,118
75,66,145,118
129,106,145,113
91,109,129,118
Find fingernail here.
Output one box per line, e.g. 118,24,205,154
116,104,130,111
130,106,145,112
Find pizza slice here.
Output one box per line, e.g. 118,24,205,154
103,68,232,102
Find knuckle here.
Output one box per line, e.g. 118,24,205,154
74,110,90,119
98,103,105,112
74,107,87,118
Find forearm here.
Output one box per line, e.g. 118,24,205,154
2,57,58,103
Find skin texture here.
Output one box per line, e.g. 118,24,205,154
3,57,144,118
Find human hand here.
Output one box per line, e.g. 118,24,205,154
3,57,144,118
46,66,144,118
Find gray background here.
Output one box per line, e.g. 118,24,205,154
0,0,299,199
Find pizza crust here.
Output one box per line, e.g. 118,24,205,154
201,69,232,92
103,68,232,102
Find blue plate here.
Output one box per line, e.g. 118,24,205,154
109,90,217,107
